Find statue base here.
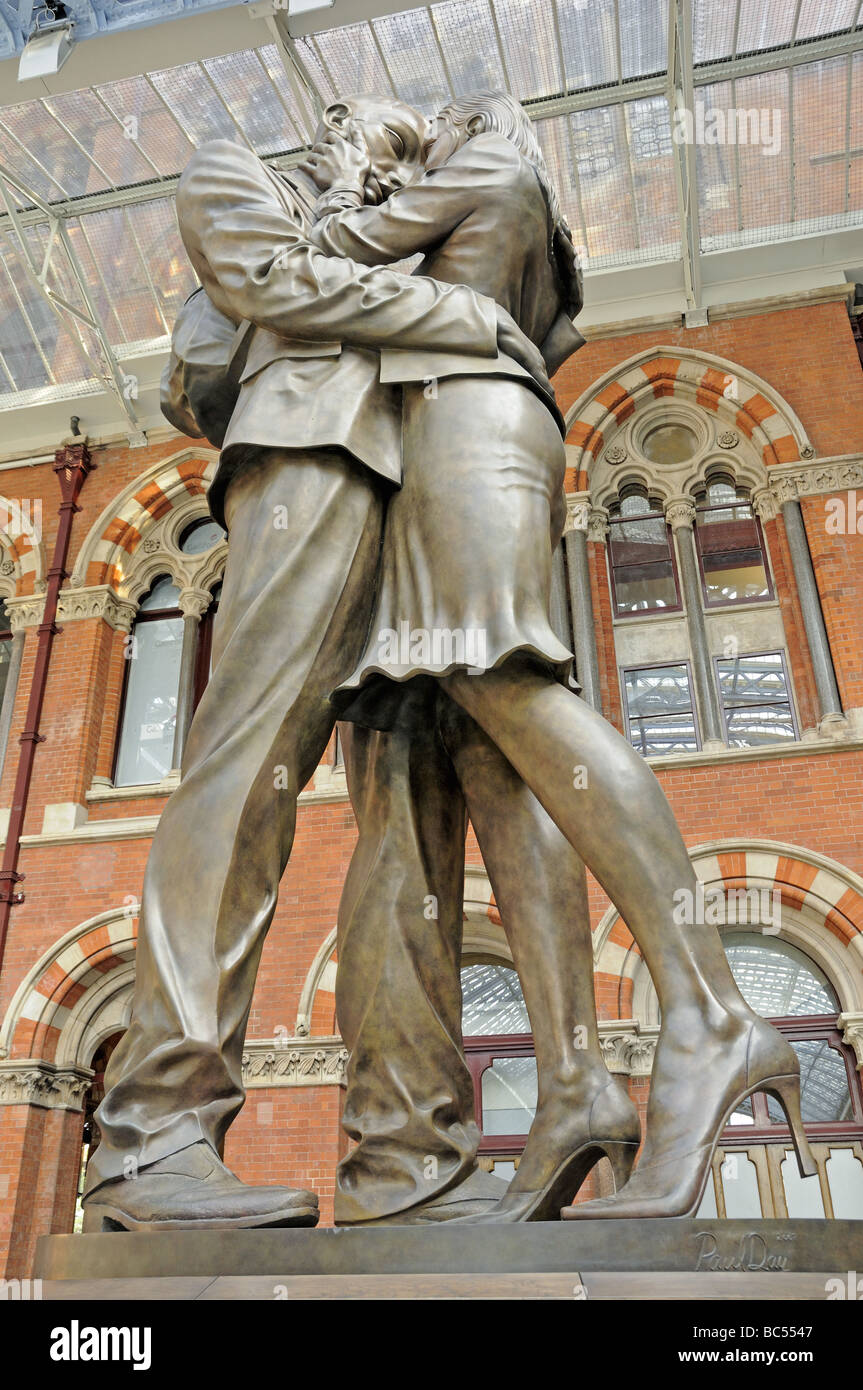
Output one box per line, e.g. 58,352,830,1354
35,1218,863,1300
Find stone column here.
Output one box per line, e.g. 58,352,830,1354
666,497,725,752
563,493,605,712
172,588,211,771
758,487,844,728
548,541,572,650
0,630,25,775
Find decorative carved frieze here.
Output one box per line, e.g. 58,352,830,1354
242,1036,349,1087
4,594,46,632
587,507,610,544
767,454,863,505
0,1060,93,1110
56,586,137,633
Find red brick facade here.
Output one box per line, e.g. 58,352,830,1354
1,298,862,1274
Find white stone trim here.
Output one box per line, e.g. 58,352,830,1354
0,1060,92,1110
242,1037,348,1088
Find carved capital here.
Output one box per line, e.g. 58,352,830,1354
56,586,137,633
0,1060,92,1110
242,1036,349,1088
665,497,696,531
178,587,212,621
838,1012,863,1071
597,1020,659,1076
751,486,778,522
587,507,610,544
565,492,592,535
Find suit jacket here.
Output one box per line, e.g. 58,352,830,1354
173,140,500,524
310,133,583,398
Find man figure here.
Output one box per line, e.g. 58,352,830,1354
83,97,537,1231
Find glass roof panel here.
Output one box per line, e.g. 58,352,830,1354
795,0,860,42
203,50,303,155
792,54,854,226
94,75,195,180
692,0,738,65
625,94,680,254
461,963,531,1036
694,79,740,242
735,68,792,237
850,50,863,212
557,0,619,89
372,9,452,111
149,63,240,147
42,88,156,191
429,0,507,98
618,0,667,79
312,22,397,101
479,0,561,100
736,0,796,56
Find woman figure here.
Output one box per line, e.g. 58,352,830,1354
308,91,815,1219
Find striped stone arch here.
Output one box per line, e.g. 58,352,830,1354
0,905,139,1068
70,446,219,595
0,493,46,599
594,840,863,1028
564,347,814,491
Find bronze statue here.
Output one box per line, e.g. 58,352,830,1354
305,91,817,1222
82,98,546,1231
84,86,816,1233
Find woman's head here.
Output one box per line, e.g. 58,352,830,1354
426,90,560,220
426,89,580,316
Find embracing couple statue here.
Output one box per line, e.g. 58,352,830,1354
82,90,815,1233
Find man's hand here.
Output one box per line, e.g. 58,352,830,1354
299,127,371,198
495,305,552,396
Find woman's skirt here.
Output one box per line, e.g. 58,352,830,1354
334,375,575,730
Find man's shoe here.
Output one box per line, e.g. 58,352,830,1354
81,1141,319,1231
337,1167,510,1226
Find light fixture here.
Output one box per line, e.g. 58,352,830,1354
18,4,76,83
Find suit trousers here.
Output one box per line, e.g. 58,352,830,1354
88,446,388,1188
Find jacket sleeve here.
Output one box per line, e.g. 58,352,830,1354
309,136,515,266
175,140,498,359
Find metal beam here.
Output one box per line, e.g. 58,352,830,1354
667,0,702,310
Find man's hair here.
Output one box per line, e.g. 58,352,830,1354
437,89,563,232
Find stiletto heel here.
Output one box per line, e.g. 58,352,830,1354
764,1074,818,1178
563,1017,816,1220
601,1139,638,1192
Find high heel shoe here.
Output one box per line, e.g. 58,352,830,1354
562,1015,816,1220
464,1076,641,1223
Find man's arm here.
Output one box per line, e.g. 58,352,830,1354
307,138,515,267
176,140,498,359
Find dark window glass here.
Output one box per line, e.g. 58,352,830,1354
622,662,700,756
715,651,797,748
695,479,771,606
114,577,183,786
0,598,12,715
608,489,681,615
178,517,225,556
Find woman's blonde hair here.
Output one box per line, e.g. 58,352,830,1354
437,89,581,316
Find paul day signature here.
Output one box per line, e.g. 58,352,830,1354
693,1230,795,1272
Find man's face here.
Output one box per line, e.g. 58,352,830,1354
319,96,428,201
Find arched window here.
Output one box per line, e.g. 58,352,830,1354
114,577,183,786
694,475,772,606
607,486,681,615
702,932,863,1219
178,518,225,556
461,962,535,1181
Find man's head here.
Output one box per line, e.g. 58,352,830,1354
314,96,428,202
